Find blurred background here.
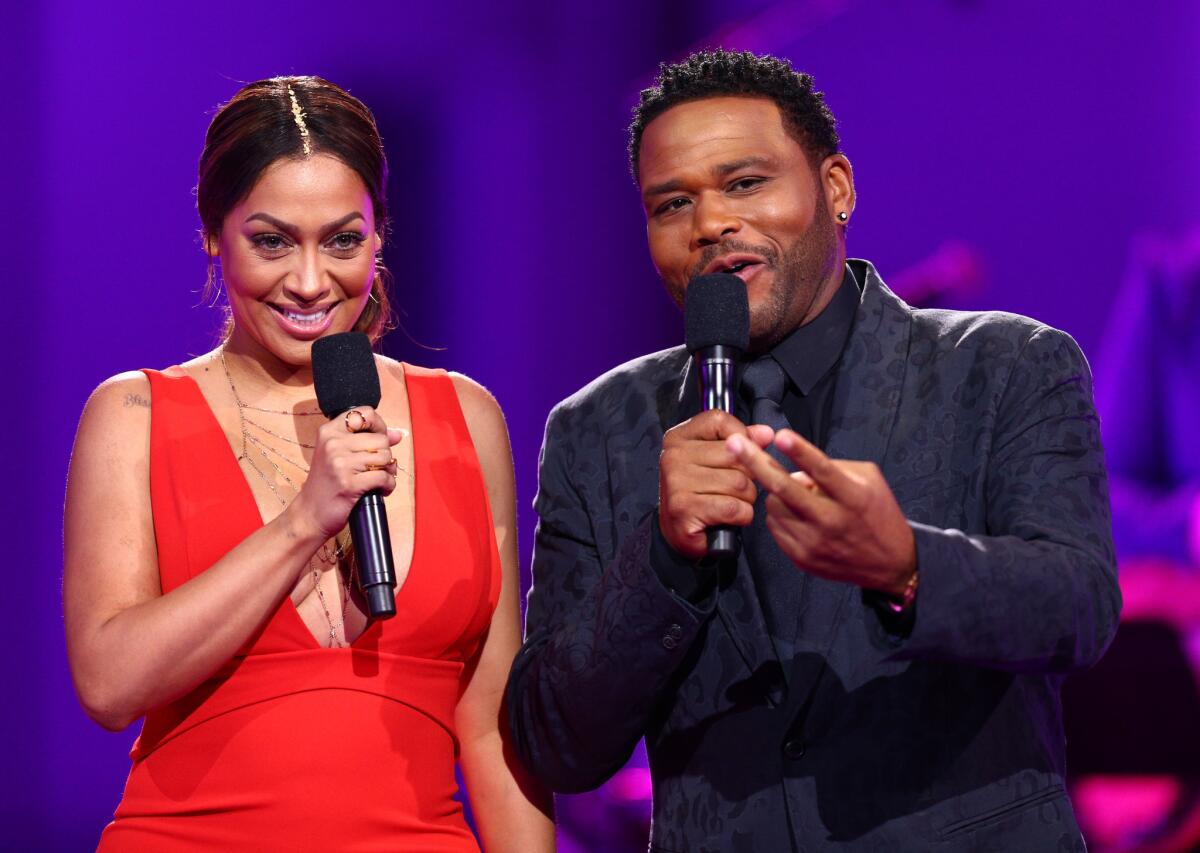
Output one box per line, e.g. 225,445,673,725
6,1,1199,850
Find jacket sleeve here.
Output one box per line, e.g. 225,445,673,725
881,326,1122,672
505,403,716,793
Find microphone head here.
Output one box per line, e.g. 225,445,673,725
312,332,381,417
684,274,750,353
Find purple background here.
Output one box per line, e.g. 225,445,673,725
8,1,1199,849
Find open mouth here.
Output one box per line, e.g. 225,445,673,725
270,304,332,326
703,253,769,278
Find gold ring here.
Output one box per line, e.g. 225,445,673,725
363,451,393,472
344,408,367,433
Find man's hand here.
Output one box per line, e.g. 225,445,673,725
659,411,774,559
726,428,917,596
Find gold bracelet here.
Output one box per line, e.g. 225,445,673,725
885,568,919,614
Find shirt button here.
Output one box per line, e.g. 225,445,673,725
667,623,683,640
783,739,805,760
662,635,678,650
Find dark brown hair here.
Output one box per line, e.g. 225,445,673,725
197,75,393,342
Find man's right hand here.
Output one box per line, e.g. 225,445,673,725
658,410,774,559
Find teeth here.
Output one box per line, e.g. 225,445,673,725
282,308,328,325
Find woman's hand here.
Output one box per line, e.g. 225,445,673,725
288,406,406,542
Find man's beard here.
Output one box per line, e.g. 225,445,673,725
752,204,840,351
679,201,840,353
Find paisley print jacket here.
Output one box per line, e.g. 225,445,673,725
508,260,1119,852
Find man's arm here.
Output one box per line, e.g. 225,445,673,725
898,326,1121,670
731,326,1121,672
506,404,720,793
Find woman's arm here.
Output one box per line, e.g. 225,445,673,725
64,372,399,730
451,374,555,852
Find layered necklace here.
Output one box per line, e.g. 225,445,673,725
219,348,354,648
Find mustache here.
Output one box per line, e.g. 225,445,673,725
689,240,779,280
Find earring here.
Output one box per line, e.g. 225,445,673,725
837,211,849,222
203,258,225,308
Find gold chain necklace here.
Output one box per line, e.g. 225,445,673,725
219,348,352,647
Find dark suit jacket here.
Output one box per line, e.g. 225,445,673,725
508,260,1120,852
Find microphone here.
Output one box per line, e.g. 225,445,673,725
684,274,750,560
311,332,397,620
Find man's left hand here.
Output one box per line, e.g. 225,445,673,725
726,428,917,597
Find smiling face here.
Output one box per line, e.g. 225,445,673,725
211,153,380,367
639,96,854,352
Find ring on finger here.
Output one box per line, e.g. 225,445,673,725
363,453,394,472
344,408,367,433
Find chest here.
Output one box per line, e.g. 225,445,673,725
151,368,497,660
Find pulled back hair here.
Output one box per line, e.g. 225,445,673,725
628,49,840,182
197,75,393,342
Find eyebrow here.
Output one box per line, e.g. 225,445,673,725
244,211,366,232
643,156,776,199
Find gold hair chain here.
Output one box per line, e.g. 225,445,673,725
286,85,312,156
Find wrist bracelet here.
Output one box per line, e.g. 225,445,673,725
886,568,919,614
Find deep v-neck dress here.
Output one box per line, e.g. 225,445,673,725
97,364,501,852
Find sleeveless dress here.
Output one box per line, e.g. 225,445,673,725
97,364,501,852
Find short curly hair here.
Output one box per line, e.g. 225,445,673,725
628,49,840,182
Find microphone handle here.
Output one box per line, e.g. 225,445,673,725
695,345,742,560
348,490,398,619
705,526,739,559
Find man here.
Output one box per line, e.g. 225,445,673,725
507,50,1120,851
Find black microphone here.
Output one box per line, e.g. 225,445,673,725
684,274,750,560
311,332,397,620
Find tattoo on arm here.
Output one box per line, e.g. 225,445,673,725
123,393,150,408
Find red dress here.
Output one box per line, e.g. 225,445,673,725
98,365,501,852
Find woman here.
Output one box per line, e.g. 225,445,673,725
63,76,554,851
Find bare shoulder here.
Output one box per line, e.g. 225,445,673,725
73,371,153,463
448,373,515,522
82,369,152,424
450,373,513,482
92,370,152,410
449,372,507,438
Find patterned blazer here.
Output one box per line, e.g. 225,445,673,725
507,260,1120,852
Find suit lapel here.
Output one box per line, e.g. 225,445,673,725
788,260,914,697
825,259,912,466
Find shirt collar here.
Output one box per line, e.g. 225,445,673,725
767,264,860,396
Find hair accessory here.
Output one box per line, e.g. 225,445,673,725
837,211,849,222
286,85,313,156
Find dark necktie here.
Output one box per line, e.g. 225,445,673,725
742,358,792,465
739,357,806,667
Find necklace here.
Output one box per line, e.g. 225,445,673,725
219,348,352,647
240,401,325,416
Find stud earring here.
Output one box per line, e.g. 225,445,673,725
837,212,849,222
